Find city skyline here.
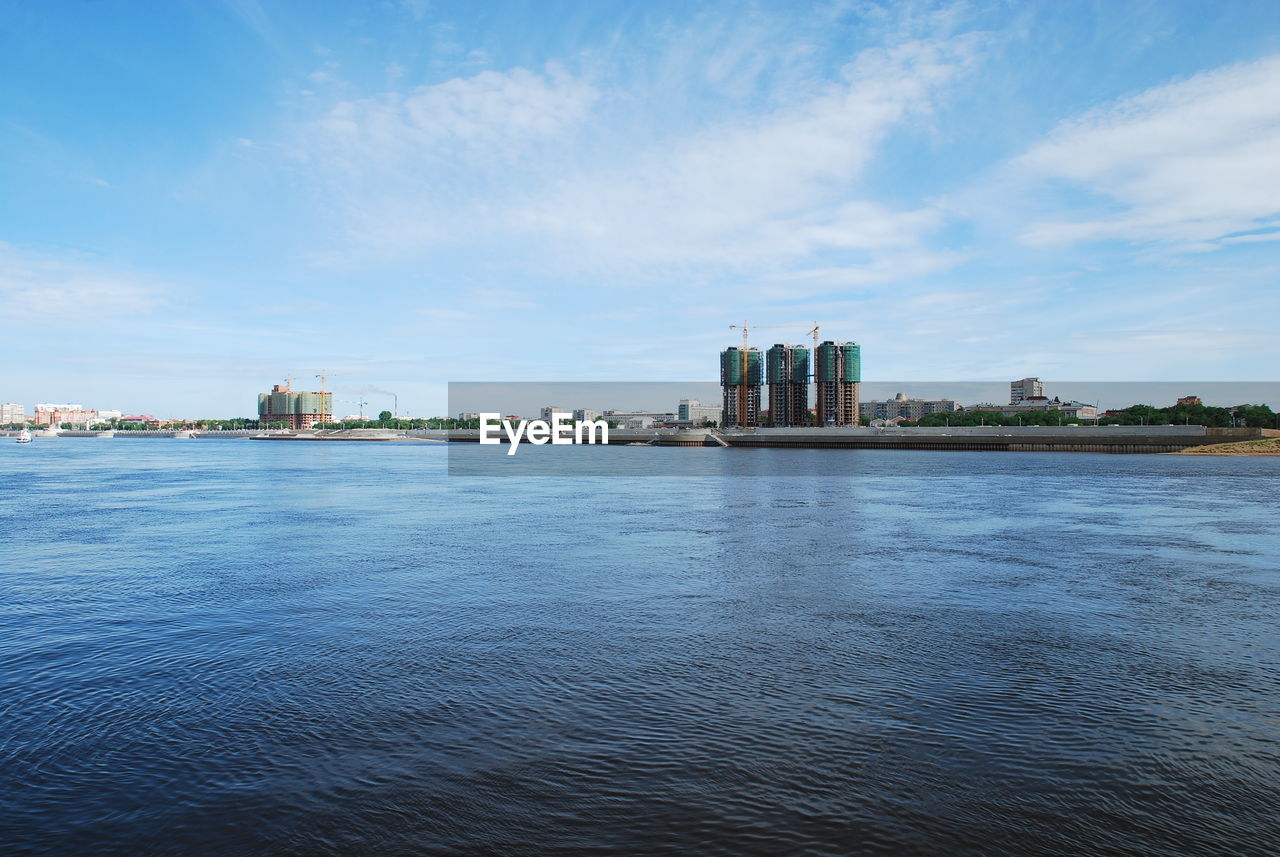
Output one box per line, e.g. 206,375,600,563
5,379,1280,423
3,1,1279,416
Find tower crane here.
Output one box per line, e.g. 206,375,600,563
314,371,350,427
729,321,819,348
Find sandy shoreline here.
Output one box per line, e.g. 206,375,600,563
1174,438,1280,456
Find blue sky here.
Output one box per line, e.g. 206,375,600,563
2,0,1278,417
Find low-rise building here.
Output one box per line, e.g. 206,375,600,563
999,397,1098,420
119,414,162,427
677,399,722,425
34,403,94,427
539,406,569,422
861,393,960,422
602,410,677,429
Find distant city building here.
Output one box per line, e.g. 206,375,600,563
815,341,861,426
861,392,959,421
766,343,810,426
257,380,332,429
677,399,722,425
95,409,123,423
999,398,1097,420
1010,377,1044,405
573,408,600,423
1176,395,1202,407
34,403,93,427
601,410,676,429
720,346,762,427
539,406,570,422
457,412,480,421
1,403,25,424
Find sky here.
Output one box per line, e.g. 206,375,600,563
2,0,1278,418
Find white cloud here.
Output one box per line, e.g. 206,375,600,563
0,243,165,320
311,65,598,168
511,37,976,270
1015,55,1280,249
293,34,976,288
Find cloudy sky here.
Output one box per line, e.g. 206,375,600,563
2,0,1278,417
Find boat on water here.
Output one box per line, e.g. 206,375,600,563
16,428,32,444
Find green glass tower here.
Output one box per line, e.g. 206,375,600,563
720,347,762,427
815,341,861,426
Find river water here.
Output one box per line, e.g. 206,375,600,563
2,440,1277,856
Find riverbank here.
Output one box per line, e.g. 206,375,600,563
1174,437,1280,455
249,429,444,442
8,425,1277,453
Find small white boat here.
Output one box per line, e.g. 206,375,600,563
16,428,32,444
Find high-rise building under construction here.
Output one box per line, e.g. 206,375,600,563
766,343,810,426
815,340,861,426
720,346,762,427
257,381,333,429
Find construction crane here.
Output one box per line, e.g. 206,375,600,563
729,321,800,426
730,321,819,347
314,371,350,427
727,321,756,428
804,324,821,426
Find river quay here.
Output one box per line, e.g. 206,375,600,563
445,424,1278,454
8,425,1276,453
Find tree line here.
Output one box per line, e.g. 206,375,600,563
899,402,1277,429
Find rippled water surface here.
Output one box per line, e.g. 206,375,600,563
2,440,1278,856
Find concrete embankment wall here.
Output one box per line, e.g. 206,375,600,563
446,429,662,445
19,425,1275,452
448,425,1270,453
717,426,1269,453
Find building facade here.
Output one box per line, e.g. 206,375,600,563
34,404,93,427
257,382,333,429
999,398,1098,421
1,403,25,424
600,410,676,428
677,399,722,425
861,393,959,421
815,341,861,426
720,346,762,427
1010,378,1044,404
539,406,572,422
766,343,810,426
